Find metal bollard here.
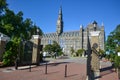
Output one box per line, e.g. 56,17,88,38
15,59,18,70
29,63,31,72
45,62,47,74
65,64,67,77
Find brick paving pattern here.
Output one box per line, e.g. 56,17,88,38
0,57,119,80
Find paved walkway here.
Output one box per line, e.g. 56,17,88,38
99,60,118,80
0,57,119,80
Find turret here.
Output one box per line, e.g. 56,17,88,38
80,25,83,49
93,21,97,31
101,22,104,30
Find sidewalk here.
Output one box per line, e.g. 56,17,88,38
0,58,119,80
0,62,86,80
99,60,119,80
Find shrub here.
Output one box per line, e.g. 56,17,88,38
3,50,14,66
76,49,84,57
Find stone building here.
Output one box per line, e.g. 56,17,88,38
41,7,105,55
0,32,10,61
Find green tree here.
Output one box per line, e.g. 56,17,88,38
106,24,120,54
114,56,120,68
106,24,120,69
52,41,61,52
0,0,43,65
76,49,84,57
99,49,105,58
43,41,63,57
0,0,7,14
3,37,21,66
43,44,53,55
52,41,62,56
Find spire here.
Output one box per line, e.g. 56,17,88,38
56,6,63,35
93,20,97,31
80,25,83,29
93,20,97,25
101,22,104,26
101,22,104,30
59,6,62,14
58,6,62,20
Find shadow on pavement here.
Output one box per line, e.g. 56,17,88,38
100,66,113,72
67,74,78,77
100,66,115,76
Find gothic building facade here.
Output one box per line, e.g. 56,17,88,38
41,7,105,55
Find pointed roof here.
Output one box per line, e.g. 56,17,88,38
58,6,63,21
101,22,104,26
92,20,97,24
59,6,62,15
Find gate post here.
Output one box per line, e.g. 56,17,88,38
32,35,41,65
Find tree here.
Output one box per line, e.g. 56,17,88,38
0,0,43,66
106,24,120,54
52,41,61,52
99,49,105,58
76,49,84,57
43,41,63,57
106,24,120,70
52,41,62,56
0,0,7,15
114,56,120,69
43,44,53,55
3,37,21,66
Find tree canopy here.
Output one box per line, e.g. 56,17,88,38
43,41,63,56
0,0,43,65
0,0,7,14
106,24,120,68
106,24,120,54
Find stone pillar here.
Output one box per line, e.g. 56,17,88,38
90,31,100,51
90,31,100,80
91,48,100,80
32,35,41,65
0,34,10,61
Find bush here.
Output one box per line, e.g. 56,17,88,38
2,37,20,66
114,56,120,69
76,49,84,57
3,50,15,66
58,51,63,56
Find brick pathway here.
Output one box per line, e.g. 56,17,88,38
0,62,86,80
0,57,119,80
99,61,119,80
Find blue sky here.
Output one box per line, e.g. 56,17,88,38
7,0,120,39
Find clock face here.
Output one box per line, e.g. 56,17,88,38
93,43,98,49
